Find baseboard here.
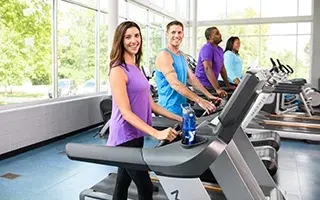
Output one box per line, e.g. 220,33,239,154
0,122,103,161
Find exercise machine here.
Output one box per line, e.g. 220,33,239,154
243,59,320,141
66,69,285,200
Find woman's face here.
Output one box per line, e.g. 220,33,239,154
233,39,241,52
123,27,141,55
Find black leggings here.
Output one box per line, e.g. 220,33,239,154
112,137,153,200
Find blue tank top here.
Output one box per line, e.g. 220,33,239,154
155,48,187,116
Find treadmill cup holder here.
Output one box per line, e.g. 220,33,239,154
180,135,208,149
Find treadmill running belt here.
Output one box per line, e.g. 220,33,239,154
263,121,320,133
87,173,227,200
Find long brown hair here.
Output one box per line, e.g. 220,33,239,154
109,21,143,71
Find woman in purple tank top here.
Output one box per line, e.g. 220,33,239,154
108,21,182,200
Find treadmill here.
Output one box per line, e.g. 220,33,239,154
66,69,285,200
243,60,320,141
151,68,280,176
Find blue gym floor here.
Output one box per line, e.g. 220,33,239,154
0,127,319,200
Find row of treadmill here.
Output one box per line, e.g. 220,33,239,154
65,59,320,200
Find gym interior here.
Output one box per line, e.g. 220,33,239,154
1,0,320,200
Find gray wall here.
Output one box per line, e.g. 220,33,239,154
311,0,320,89
0,95,106,155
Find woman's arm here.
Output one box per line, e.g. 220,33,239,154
150,96,182,122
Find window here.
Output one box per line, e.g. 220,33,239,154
164,17,174,26
261,0,298,17
260,36,297,71
178,0,188,19
148,27,163,72
100,0,108,12
140,24,148,68
296,35,311,80
197,0,226,20
198,0,311,20
149,12,163,28
164,0,175,13
119,0,127,18
100,13,108,92
298,22,311,34
72,0,96,8
128,3,147,24
0,0,52,105
149,0,164,8
237,37,260,73
180,27,189,53
118,17,126,23
226,25,260,37
227,0,260,19
299,0,312,16
198,21,312,81
264,23,297,35
58,1,96,97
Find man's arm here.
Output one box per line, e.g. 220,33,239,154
150,96,182,122
155,50,202,102
156,50,216,113
202,61,227,97
186,67,216,99
220,65,232,87
202,61,220,90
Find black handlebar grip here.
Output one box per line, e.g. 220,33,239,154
155,123,182,148
281,64,290,74
276,59,283,68
270,58,277,67
286,65,294,73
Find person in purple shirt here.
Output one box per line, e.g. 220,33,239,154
195,27,235,97
107,21,182,200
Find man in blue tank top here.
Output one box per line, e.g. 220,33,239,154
155,21,220,116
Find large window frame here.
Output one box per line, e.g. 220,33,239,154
195,0,313,81
0,0,313,109
54,0,108,98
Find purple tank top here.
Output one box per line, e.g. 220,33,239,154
107,64,152,146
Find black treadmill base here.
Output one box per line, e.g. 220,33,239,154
84,173,226,200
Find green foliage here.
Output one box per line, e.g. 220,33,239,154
0,0,312,97
57,5,98,85
100,15,109,82
148,28,162,71
0,0,52,87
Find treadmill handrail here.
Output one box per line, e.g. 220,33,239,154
66,135,226,178
66,143,150,171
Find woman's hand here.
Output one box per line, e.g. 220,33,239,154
154,128,178,142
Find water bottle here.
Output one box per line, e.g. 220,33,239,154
181,103,196,145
